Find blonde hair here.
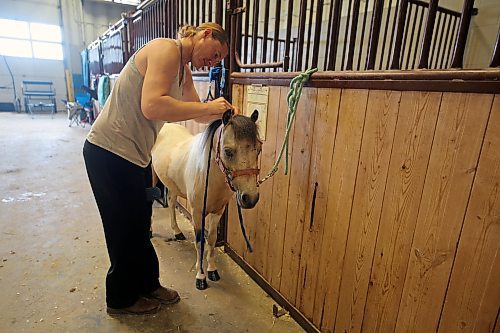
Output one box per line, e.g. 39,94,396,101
178,22,228,46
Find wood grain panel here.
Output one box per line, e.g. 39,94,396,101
226,84,247,255
438,95,500,333
295,88,342,321
264,86,296,290
239,84,260,267
334,90,401,333
312,89,369,332
279,87,318,305
395,93,493,332
253,86,282,275
362,91,442,332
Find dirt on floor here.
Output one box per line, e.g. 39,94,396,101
0,112,304,333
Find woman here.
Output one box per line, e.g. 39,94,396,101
83,22,235,315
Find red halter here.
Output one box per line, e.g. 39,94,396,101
214,126,260,192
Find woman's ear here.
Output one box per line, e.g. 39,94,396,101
203,28,212,38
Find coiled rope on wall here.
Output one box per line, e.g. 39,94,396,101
258,67,318,185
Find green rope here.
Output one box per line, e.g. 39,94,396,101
259,68,318,185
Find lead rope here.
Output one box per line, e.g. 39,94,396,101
258,68,318,185
199,128,216,275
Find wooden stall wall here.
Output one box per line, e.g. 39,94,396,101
226,82,499,332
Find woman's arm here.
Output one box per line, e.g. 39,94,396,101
140,40,230,122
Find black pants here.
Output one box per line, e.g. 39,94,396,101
83,140,160,308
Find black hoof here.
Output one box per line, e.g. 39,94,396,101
196,278,208,290
175,233,186,240
207,270,220,281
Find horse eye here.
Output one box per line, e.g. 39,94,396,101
224,148,234,159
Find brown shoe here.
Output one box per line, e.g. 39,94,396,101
107,297,161,315
144,286,180,305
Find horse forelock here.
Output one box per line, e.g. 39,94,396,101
226,115,260,143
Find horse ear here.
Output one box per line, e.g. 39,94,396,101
222,109,233,125
251,109,259,123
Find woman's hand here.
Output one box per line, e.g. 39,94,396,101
206,97,237,116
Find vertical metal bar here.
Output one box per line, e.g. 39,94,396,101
156,3,160,37
366,0,384,69
378,0,393,70
490,28,500,67
390,0,409,69
433,13,448,68
272,0,282,64
429,11,442,68
311,0,324,68
327,0,342,70
244,0,250,64
169,0,173,37
404,5,419,69
400,3,413,69
202,0,206,23
251,0,260,70
296,0,308,71
341,0,353,70
175,0,179,34
386,0,400,68
439,13,452,68
262,0,271,66
236,0,243,70
180,0,184,25
208,0,212,22
161,0,166,37
155,3,159,38
196,0,200,26
190,0,195,25
215,0,223,25
283,0,294,71
418,0,439,68
324,1,334,69
411,6,425,69
451,0,475,68
446,16,459,67
346,0,361,70
305,0,315,69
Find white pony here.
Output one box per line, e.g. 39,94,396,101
152,110,261,289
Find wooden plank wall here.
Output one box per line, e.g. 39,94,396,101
226,83,500,333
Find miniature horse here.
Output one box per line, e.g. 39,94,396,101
151,110,261,289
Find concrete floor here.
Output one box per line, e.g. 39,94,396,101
0,112,304,333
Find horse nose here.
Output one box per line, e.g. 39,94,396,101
240,192,259,208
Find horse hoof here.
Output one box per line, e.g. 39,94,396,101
207,270,220,281
175,233,186,240
196,278,208,290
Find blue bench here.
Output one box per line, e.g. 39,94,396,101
22,80,57,117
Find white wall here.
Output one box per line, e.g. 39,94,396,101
0,0,134,111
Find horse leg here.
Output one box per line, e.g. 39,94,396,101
206,213,221,281
167,191,185,240
193,224,208,290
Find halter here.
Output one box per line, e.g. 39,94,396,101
214,126,260,192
